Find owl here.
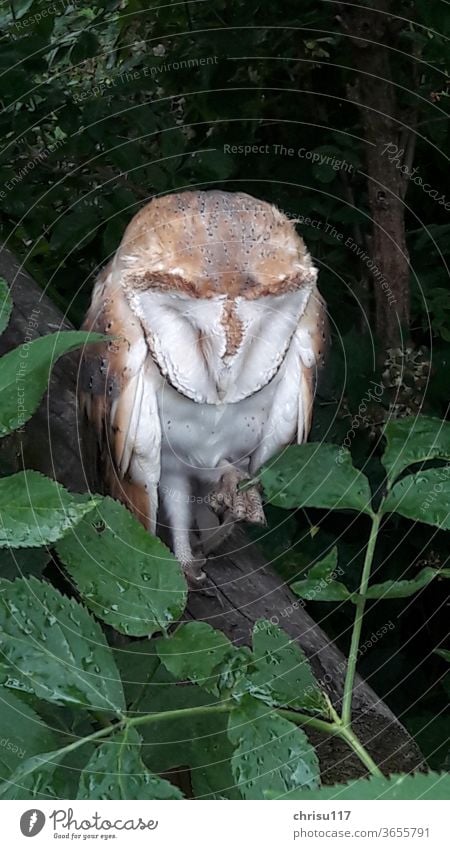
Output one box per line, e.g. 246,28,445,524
79,190,327,581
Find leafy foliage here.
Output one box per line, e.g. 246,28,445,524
283,771,450,800
228,697,320,799
260,444,373,514
0,331,105,437
56,497,187,637
0,576,125,713
0,471,98,548
382,417,450,484
77,728,184,800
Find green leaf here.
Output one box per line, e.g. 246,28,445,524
0,278,12,336
0,471,98,548
0,748,65,800
157,622,238,695
56,498,187,637
282,771,450,800
291,547,352,601
0,689,57,783
114,641,161,710
260,444,373,515
131,663,240,799
77,728,183,800
0,576,125,713
383,468,450,530
0,331,105,437
236,620,327,714
382,416,450,484
228,697,320,799
365,567,439,599
435,649,450,663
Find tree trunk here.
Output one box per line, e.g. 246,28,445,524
0,244,424,783
341,1,417,347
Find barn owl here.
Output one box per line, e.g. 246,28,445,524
79,190,327,582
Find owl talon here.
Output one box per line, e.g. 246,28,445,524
210,469,266,526
182,558,207,587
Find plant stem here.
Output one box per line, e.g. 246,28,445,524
127,702,231,730
339,724,384,779
33,699,383,783
279,707,383,778
341,510,382,727
277,709,341,736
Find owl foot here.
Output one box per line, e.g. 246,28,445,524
182,557,207,587
210,469,266,525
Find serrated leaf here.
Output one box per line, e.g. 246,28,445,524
382,416,450,484
0,689,57,784
0,471,99,548
236,620,327,715
365,567,439,599
0,278,12,336
0,748,64,800
260,444,373,515
383,468,450,529
56,498,187,637
157,622,238,695
291,547,352,601
228,697,320,799
0,576,125,713
281,771,450,800
0,331,105,437
77,728,183,799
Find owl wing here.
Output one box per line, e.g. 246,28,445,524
250,285,328,472
78,264,161,532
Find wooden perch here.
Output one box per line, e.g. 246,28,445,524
0,245,424,783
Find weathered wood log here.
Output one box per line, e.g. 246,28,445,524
0,245,424,783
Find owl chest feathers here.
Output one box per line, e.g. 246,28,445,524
118,284,314,480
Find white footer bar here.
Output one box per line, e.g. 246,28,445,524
3,800,446,849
